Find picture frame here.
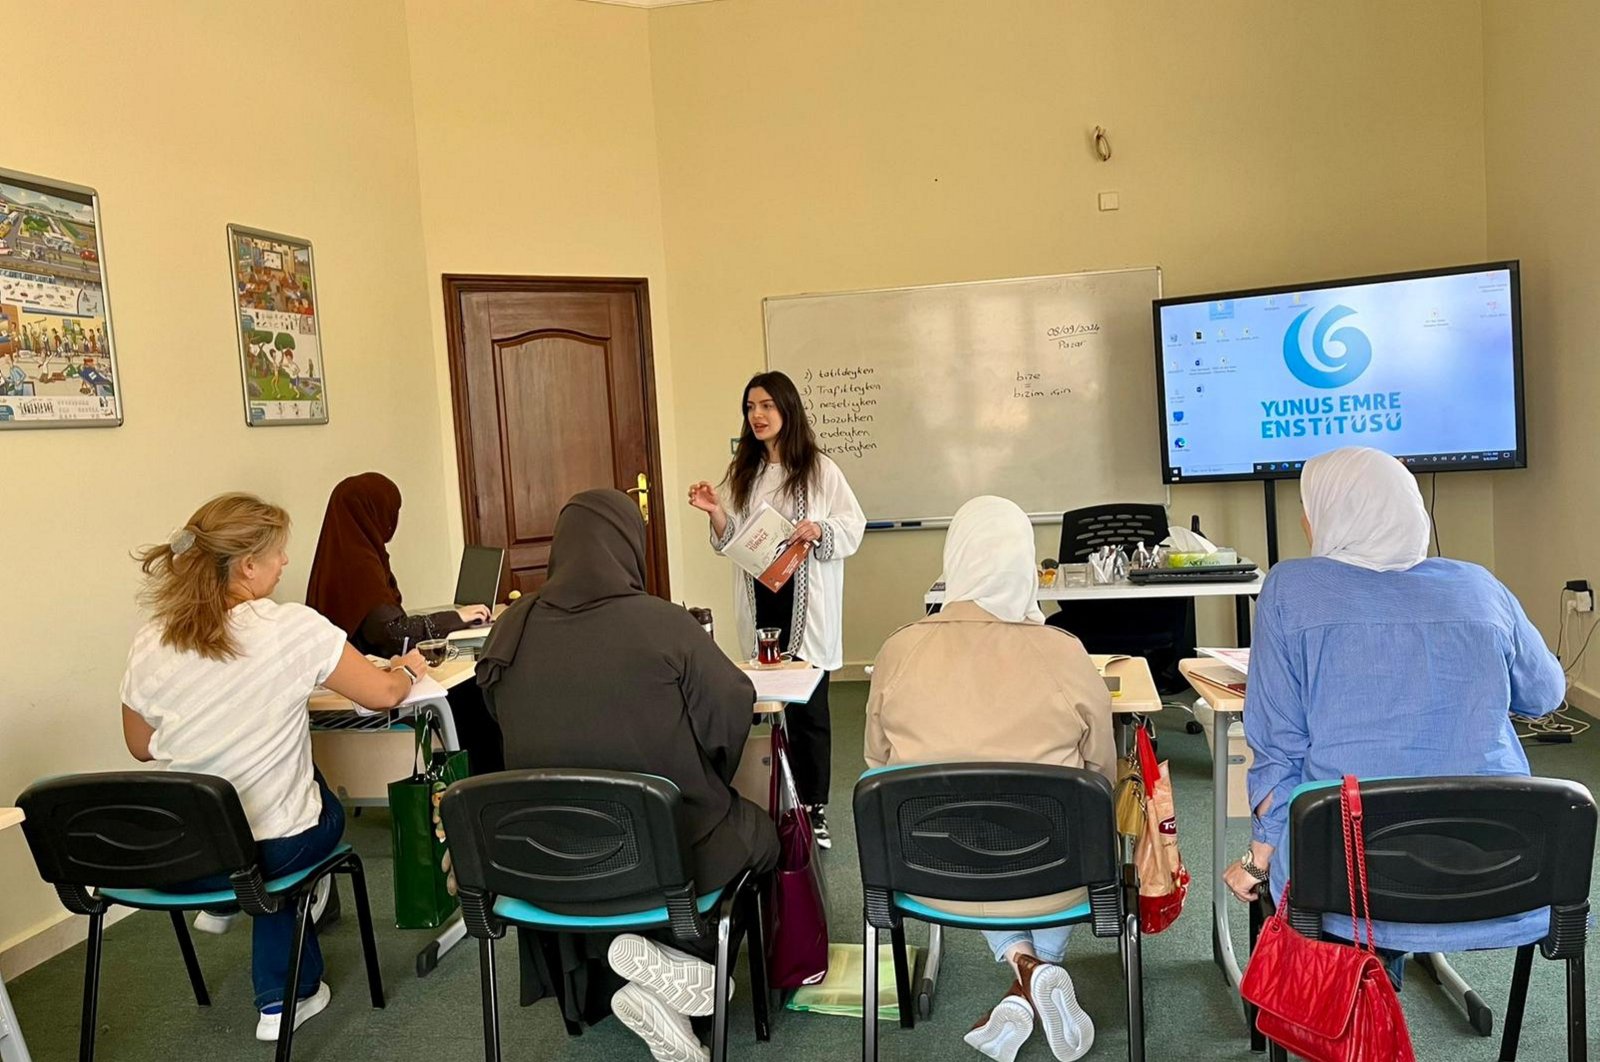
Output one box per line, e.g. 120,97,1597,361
0,167,122,429
228,224,327,426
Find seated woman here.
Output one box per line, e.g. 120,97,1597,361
476,489,779,1060
305,472,502,772
865,496,1114,1062
1223,446,1565,975
121,492,428,1043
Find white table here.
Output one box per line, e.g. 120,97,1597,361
0,808,32,1062
925,573,1263,639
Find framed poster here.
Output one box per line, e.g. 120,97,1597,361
228,224,327,425
0,168,121,429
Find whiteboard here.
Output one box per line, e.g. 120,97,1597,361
763,268,1166,523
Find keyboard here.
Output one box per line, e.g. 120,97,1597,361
1128,565,1260,585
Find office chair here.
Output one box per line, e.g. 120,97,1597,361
854,763,1145,1062
1261,775,1594,1062
16,771,384,1062
1049,503,1200,726
439,769,771,1062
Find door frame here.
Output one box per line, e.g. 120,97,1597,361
441,274,671,598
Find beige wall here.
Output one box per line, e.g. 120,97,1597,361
647,0,1495,662
1485,1,1600,706
0,0,452,966
403,0,685,590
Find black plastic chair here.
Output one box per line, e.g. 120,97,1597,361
1049,503,1198,701
15,771,384,1062
854,763,1144,1062
439,769,770,1062
1263,776,1595,1062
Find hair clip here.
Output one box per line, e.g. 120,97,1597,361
170,528,197,556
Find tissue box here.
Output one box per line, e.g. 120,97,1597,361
1169,548,1239,567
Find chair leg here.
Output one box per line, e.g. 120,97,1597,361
889,923,914,1029
711,910,734,1062
1565,954,1586,1062
1123,911,1145,1062
273,892,314,1062
480,937,502,1062
1120,908,1145,1062
1267,1040,1288,1062
746,880,772,1042
1499,943,1534,1061
79,910,105,1062
341,858,386,1008
168,910,210,1006
863,920,879,1062
1247,899,1265,1052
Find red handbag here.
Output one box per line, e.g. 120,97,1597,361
1240,776,1416,1062
763,724,830,988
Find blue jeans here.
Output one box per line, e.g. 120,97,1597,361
187,777,345,1009
981,925,1073,964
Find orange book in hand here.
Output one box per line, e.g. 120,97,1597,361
758,539,811,592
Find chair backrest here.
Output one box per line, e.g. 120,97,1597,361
1058,503,1168,563
854,763,1121,933
440,768,697,912
1288,776,1596,936
17,772,256,894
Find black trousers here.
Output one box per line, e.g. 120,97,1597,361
754,576,832,808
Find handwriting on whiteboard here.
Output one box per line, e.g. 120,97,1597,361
803,366,882,459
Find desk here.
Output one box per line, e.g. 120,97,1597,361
925,575,1262,648
912,655,1161,1020
1178,658,1251,1020
0,809,32,1062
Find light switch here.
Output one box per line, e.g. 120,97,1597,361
1098,191,1120,212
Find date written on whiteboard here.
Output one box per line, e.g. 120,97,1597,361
1047,322,1100,351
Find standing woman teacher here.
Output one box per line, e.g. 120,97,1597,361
689,370,865,848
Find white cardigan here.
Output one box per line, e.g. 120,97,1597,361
712,455,865,672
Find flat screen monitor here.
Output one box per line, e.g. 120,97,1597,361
453,545,505,608
1152,261,1525,484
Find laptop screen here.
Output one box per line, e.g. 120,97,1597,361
454,545,505,608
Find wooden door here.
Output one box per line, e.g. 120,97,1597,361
444,276,669,597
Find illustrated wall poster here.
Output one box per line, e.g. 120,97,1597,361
228,224,327,425
0,168,121,428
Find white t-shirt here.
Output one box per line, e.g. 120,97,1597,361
121,600,347,840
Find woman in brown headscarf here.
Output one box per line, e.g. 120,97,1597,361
306,472,502,771
305,473,489,653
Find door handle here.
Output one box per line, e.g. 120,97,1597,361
626,473,649,524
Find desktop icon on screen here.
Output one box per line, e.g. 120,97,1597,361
1174,437,1188,450
1173,411,1185,422
1194,330,1204,341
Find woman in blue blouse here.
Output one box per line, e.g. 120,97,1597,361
1222,446,1564,962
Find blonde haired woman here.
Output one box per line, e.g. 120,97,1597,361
120,492,427,1043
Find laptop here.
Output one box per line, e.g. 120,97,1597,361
410,545,506,615
1127,560,1260,585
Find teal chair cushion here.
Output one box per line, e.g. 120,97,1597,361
893,892,1093,929
99,843,353,910
493,887,724,931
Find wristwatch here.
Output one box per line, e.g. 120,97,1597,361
1240,847,1270,884
400,664,421,682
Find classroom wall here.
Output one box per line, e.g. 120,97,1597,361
402,0,685,591
1484,0,1600,708
646,0,1497,664
0,0,452,971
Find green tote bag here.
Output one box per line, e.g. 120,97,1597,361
388,709,470,929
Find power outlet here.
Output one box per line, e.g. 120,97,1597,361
1565,579,1594,613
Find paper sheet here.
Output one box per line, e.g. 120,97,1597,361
1198,647,1251,673
742,666,825,704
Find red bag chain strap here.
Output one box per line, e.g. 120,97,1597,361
1339,776,1377,953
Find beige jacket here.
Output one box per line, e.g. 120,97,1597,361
863,600,1117,917
865,601,1116,779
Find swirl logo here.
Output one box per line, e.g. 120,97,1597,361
1283,304,1372,389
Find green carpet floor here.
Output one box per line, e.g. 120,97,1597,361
10,684,1598,1060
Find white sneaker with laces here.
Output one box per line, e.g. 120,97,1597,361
608,934,727,1016
254,981,331,1042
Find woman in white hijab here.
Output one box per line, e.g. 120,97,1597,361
865,496,1112,1062
1224,447,1563,974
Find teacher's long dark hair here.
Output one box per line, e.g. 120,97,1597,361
725,370,821,513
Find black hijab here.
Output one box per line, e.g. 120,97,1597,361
477,489,645,691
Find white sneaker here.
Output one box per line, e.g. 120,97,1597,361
1025,964,1094,1062
611,982,708,1062
963,992,1035,1062
608,934,725,1016
254,981,331,1042
192,910,240,935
